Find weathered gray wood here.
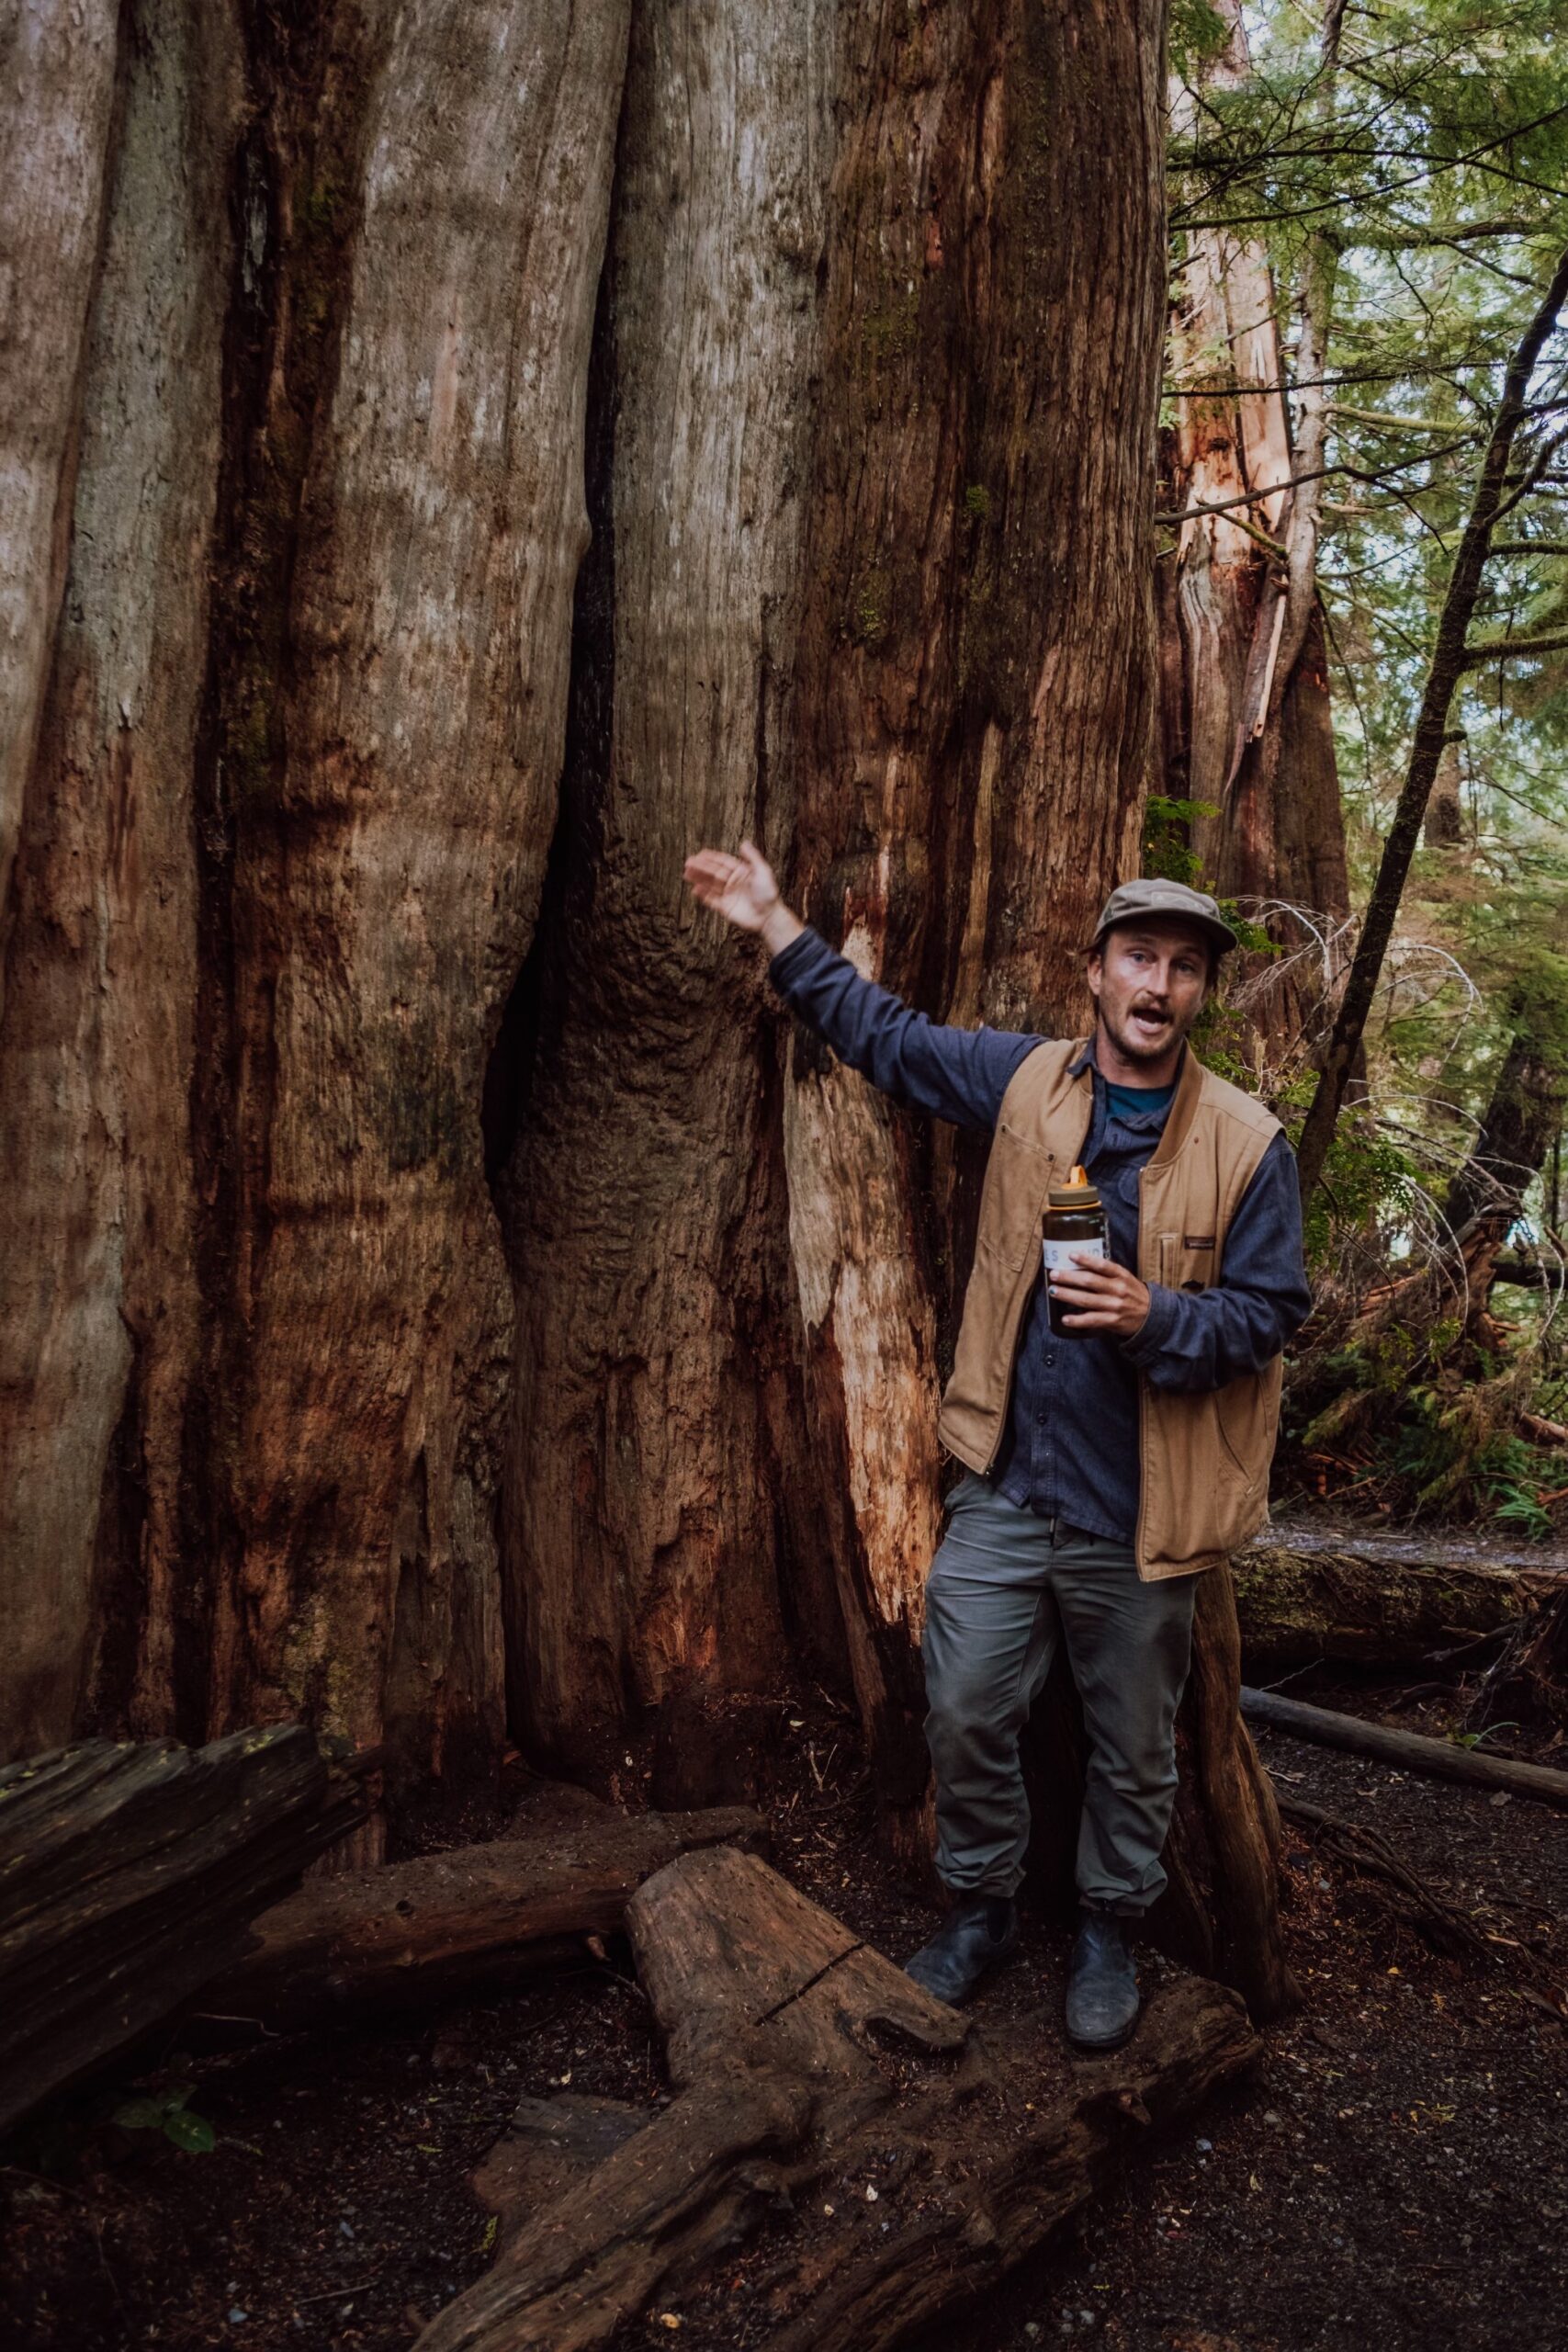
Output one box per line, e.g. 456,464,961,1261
208,1802,767,2026
1241,1685,1568,1806
416,1846,1258,2352
0,1725,366,2132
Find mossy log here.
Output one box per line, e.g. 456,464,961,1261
1232,1526,1565,1673
419,1846,1258,2352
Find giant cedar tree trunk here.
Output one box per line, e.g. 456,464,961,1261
0,1,628,1832
496,0,1168,1809
4,0,1296,2006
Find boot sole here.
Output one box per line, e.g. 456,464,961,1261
1065,2009,1139,2052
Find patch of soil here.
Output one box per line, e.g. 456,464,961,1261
3,1705,1564,2352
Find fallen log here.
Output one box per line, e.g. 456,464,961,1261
207,1799,767,2027
0,1726,367,2134
424,1846,1258,2352
1241,1686,1568,1807
1231,1525,1565,1673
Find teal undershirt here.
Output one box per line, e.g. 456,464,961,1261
1105,1078,1176,1125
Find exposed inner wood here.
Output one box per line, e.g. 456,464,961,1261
206,1800,767,2026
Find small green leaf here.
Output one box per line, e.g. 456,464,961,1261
112,2098,165,2133
163,2107,216,2155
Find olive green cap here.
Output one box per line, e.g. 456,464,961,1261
1091,877,1238,960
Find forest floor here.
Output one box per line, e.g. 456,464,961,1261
4,1673,1565,2352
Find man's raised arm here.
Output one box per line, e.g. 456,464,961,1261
683,842,1041,1132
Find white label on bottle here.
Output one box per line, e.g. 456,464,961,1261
1043,1233,1106,1291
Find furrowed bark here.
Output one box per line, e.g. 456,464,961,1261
782,0,1168,1865
497,0,836,1787
0,0,121,996
0,2,628,1815
0,0,243,1759
197,0,631,1831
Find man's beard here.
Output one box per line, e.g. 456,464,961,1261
1102,1001,1192,1064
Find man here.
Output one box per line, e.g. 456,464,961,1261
682,842,1312,2049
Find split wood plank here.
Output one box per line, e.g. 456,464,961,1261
0,1726,367,2132
417,1845,1258,2352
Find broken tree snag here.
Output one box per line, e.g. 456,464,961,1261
1232,1528,1565,1673
415,1848,1258,2352
1241,1687,1568,1808
207,1803,766,2028
0,1725,367,2133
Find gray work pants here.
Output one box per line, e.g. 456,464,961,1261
921,1471,1198,1911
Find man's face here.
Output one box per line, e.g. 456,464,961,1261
1087,920,1211,1067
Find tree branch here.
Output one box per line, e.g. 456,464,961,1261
1294,240,1568,1208
1459,629,1568,668
1153,440,1476,526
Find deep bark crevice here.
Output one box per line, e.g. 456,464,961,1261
488,232,622,1752
184,1,377,1736
484,243,619,1222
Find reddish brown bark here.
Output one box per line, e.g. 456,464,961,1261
0,3,629,1835
779,0,1166,1864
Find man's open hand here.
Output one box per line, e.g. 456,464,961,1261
1052,1251,1151,1339
683,841,803,955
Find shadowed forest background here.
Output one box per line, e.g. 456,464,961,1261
4,0,1568,2344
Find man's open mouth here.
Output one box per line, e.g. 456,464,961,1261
1129,1007,1170,1041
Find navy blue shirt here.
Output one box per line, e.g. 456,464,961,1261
768,925,1312,1543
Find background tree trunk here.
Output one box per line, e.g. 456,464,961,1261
1160,0,1350,1069
2,0,1298,2003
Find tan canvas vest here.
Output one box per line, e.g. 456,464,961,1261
936,1037,1284,1580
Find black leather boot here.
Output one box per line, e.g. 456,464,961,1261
904,1894,1019,2007
1065,1905,1140,2050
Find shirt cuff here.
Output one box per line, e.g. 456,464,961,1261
1121,1280,1179,1368
767,922,829,992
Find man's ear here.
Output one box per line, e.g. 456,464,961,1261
1086,948,1102,1004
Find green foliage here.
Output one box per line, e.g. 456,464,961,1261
113,2086,216,2155
1142,795,1216,887
1169,2,1568,1544
1170,0,1228,80
1298,1124,1419,1270
964,483,991,521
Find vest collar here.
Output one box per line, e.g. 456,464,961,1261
1066,1031,1205,1170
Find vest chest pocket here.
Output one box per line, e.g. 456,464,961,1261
1155,1232,1218,1292
984,1128,1055,1271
